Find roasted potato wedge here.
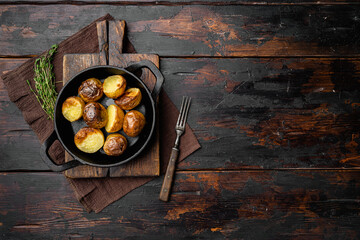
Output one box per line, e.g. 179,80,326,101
62,96,85,122
103,133,128,156
74,127,104,153
105,104,125,133
123,110,146,137
78,78,103,102
83,102,108,129
115,88,142,110
103,75,127,99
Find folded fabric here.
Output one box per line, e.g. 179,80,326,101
1,14,201,213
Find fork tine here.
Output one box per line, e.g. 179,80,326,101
180,97,191,127
179,96,189,126
176,96,186,126
179,96,189,127
179,97,190,127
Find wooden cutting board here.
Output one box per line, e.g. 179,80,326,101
63,20,160,178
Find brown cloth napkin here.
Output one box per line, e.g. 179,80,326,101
1,14,201,213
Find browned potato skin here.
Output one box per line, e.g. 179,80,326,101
83,102,108,128
74,127,104,153
78,78,103,102
103,75,127,99
103,134,128,156
115,88,142,110
62,96,85,122
105,104,124,133
123,110,146,137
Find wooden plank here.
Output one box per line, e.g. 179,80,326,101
0,170,359,239
0,58,48,170
0,58,28,101
1,5,360,57
3,57,360,170
0,0,358,3
163,58,360,169
109,20,125,56
96,20,109,65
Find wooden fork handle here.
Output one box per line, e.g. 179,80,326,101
159,147,179,202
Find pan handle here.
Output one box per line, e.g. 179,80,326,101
126,60,164,101
40,130,82,172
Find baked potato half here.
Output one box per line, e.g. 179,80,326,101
103,133,128,156
103,75,127,99
123,110,146,137
78,78,103,102
62,96,85,122
105,104,125,133
83,102,108,129
74,127,104,153
115,88,142,110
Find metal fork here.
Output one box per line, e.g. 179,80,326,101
159,96,192,202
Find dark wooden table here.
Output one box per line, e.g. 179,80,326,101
1,1,360,239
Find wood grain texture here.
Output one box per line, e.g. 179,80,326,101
0,0,358,3
0,58,28,101
1,5,360,57
109,20,125,57
3,57,360,170
63,54,109,178
163,58,360,169
0,171,359,239
96,20,109,64
0,58,48,170
1,3,360,238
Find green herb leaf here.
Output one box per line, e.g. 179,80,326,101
27,44,58,120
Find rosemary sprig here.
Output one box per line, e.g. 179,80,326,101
27,44,58,120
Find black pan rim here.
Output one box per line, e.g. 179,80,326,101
54,64,156,168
